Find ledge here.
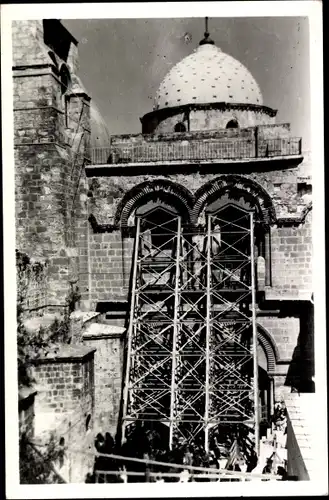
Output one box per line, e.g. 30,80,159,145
264,288,313,302
83,323,126,340
34,345,96,364
86,155,304,177
70,311,100,324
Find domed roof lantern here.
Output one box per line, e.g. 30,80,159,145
199,17,215,46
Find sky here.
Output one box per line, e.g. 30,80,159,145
62,17,310,149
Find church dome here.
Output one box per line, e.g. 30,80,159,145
154,42,263,110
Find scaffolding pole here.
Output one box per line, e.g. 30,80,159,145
250,211,260,455
122,217,141,442
204,215,212,451
169,216,181,449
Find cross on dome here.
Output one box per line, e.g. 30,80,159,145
199,16,215,46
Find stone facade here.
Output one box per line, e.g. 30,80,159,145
85,157,312,395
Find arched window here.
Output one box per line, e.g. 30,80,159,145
226,119,239,129
59,64,71,96
174,122,186,133
59,64,71,127
137,204,179,252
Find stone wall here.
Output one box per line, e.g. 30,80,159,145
33,345,96,482
88,232,133,303
15,140,90,307
258,316,301,395
15,145,68,258
269,211,312,299
12,20,49,66
88,168,306,226
87,168,311,305
82,324,125,437
13,77,65,144
154,108,276,134
111,127,254,145
16,251,48,314
33,346,95,415
141,102,279,134
258,317,300,363
93,123,298,164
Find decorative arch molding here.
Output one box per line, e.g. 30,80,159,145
257,324,280,373
114,179,194,227
192,175,276,225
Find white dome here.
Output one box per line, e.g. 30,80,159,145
154,43,263,110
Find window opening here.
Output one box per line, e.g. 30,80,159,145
226,119,239,129
174,122,186,132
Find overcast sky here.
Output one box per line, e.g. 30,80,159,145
62,17,310,149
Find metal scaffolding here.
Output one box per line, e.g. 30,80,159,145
122,204,259,455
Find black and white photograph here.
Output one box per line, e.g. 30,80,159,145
2,1,326,497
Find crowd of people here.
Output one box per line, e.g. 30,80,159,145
84,409,291,483
84,424,265,483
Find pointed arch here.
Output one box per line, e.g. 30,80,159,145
257,324,280,373
192,174,276,225
114,179,194,227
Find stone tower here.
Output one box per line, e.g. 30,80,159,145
13,19,111,309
